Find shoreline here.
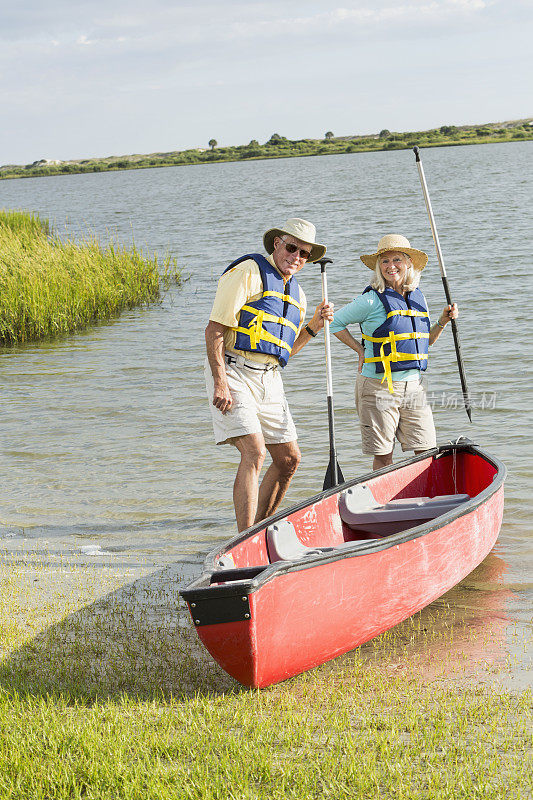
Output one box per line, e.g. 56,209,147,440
1,119,531,182
0,543,530,797
2,539,530,693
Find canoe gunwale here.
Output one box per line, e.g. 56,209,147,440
180,441,506,602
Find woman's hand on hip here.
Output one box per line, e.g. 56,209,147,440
356,346,364,374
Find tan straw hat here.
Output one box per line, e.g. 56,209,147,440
263,218,326,263
360,234,428,271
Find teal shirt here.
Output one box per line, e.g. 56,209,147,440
330,290,428,381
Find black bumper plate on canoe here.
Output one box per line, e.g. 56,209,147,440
188,594,251,626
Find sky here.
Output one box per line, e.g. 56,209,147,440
1,0,531,165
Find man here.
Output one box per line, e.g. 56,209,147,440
205,218,333,531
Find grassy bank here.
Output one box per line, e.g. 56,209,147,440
0,209,179,345
0,551,530,799
0,679,529,800
1,118,531,181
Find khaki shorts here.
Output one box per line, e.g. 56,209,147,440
204,357,297,446
355,374,436,456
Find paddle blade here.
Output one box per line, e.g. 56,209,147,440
323,459,345,491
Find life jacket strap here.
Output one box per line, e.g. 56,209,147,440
239,305,299,335
362,330,430,393
386,309,429,319
234,311,293,354
262,290,304,311
235,306,299,352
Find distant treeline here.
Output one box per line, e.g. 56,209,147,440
1,120,531,181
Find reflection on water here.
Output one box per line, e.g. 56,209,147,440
1,545,528,695
354,550,531,691
0,142,531,687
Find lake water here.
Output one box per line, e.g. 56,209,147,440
0,142,531,687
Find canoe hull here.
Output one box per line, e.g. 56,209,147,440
182,442,506,688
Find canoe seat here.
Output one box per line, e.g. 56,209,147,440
266,520,356,563
339,487,470,536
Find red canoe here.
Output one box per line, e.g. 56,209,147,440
181,440,506,688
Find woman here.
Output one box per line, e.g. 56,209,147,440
330,234,458,471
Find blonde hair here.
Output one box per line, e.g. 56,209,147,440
370,253,421,293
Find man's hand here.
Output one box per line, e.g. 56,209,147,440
290,301,335,356
212,380,233,414
205,319,234,414
307,300,335,333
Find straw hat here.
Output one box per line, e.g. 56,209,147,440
263,218,326,263
360,234,428,271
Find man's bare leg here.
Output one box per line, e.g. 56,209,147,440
373,451,393,471
232,433,266,532
254,440,301,524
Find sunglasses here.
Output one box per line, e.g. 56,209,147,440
279,238,312,261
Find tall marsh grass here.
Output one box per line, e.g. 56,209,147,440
0,209,179,345
0,208,50,239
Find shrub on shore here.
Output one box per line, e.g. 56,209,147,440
1,120,531,181
0,209,179,345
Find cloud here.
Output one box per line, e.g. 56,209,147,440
0,0,523,113
0,0,495,49
226,0,495,44
0,0,531,162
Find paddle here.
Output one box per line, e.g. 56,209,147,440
317,257,345,490
413,147,473,422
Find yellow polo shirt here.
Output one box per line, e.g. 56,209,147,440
209,253,307,365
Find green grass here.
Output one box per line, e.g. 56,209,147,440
0,208,50,238
0,552,531,799
0,682,529,800
1,119,531,181
0,209,180,344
